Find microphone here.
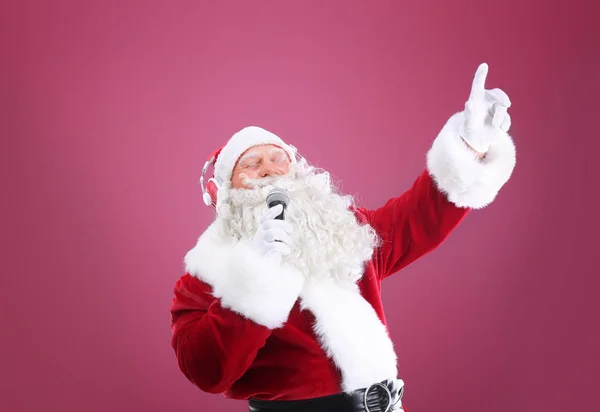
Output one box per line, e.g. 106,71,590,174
266,187,290,220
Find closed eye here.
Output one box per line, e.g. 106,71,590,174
271,154,288,163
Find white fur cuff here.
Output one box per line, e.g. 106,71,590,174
211,240,305,329
426,112,516,209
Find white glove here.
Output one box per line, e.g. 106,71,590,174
252,204,293,263
460,63,512,153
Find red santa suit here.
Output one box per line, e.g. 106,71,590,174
170,104,516,408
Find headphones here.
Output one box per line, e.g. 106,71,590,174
199,147,223,207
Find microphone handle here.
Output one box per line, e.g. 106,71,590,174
269,200,286,220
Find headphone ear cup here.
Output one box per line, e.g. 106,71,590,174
206,178,220,206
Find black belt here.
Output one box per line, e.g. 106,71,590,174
248,378,405,412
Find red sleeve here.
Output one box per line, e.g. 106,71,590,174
356,170,470,280
170,274,272,394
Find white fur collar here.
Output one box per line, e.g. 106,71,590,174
184,223,398,392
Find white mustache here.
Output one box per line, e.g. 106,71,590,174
241,173,293,189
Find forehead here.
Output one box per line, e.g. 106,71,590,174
239,144,286,158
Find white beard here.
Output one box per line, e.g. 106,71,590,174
215,161,380,283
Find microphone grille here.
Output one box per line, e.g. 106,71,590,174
266,187,290,206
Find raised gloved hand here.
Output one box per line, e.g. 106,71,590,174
460,63,512,153
252,204,293,263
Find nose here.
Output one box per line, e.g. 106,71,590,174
259,161,282,177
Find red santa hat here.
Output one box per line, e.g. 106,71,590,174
213,126,297,185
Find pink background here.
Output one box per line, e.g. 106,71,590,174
2,1,598,411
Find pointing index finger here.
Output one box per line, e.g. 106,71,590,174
469,63,489,101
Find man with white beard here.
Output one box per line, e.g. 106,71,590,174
170,64,516,412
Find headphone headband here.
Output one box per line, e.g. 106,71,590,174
199,148,224,207
198,155,214,195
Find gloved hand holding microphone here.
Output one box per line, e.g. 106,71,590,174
252,188,293,264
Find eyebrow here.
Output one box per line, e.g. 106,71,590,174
269,147,287,156
237,151,262,164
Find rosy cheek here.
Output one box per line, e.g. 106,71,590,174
244,169,259,178
232,171,251,188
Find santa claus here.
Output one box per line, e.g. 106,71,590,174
170,63,516,412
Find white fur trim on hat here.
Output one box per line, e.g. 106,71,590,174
213,126,297,184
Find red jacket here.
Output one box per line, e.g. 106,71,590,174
170,170,469,401
170,112,516,404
